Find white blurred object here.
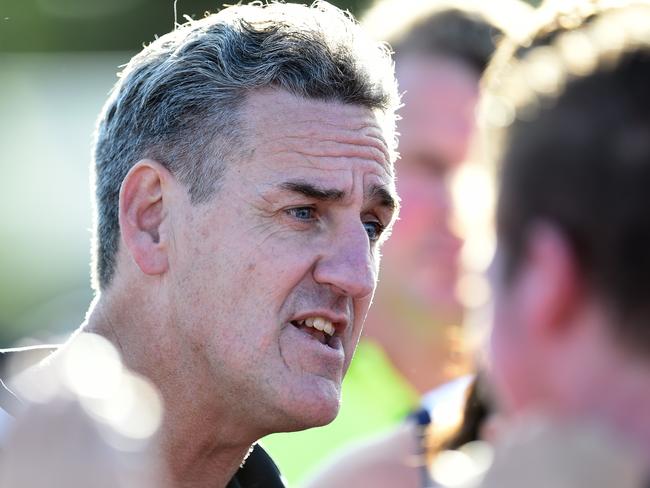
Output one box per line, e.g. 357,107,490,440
431,441,493,488
421,374,473,421
0,333,168,488
0,403,13,445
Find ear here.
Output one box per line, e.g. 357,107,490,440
119,159,171,277
514,222,583,341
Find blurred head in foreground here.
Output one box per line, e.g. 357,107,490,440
361,0,532,393
484,0,650,456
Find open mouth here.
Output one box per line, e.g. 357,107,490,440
290,317,337,348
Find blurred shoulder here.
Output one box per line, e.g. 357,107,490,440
304,421,421,488
480,419,650,488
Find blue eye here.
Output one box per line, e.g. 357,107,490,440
363,221,385,242
287,207,315,220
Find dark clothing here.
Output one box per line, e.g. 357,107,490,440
226,445,286,488
0,345,286,488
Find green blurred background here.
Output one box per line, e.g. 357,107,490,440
0,0,540,347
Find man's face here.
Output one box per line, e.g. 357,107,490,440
377,56,479,324
168,89,397,434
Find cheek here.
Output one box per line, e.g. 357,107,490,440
390,181,451,255
257,239,317,288
354,292,373,322
345,297,371,368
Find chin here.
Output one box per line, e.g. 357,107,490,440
276,394,341,433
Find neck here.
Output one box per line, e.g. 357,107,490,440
577,357,650,463
84,294,255,488
545,318,650,465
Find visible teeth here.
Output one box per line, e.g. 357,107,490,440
313,317,326,331
301,316,335,336
323,322,334,336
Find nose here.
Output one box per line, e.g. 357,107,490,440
313,224,376,299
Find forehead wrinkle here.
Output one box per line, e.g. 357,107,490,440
288,141,389,171
259,136,389,174
286,118,392,169
248,109,392,172
253,147,383,177
248,138,392,181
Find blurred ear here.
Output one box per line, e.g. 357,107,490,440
119,160,171,276
514,222,583,340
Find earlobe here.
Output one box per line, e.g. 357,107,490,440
119,160,171,276
518,222,583,339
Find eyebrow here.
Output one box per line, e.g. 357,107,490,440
278,180,398,213
367,184,398,213
279,181,345,201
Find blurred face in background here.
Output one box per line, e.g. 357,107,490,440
377,55,480,327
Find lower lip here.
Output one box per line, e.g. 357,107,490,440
287,324,345,363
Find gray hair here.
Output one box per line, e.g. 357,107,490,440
91,1,400,291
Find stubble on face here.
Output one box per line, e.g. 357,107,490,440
167,88,397,435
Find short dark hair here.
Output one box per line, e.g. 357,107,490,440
362,0,532,75
91,1,399,290
483,3,650,355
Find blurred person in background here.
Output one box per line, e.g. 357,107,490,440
262,1,532,484
0,2,401,487
305,373,501,488
478,1,650,485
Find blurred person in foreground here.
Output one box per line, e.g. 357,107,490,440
478,1,650,485
0,334,167,487
0,2,401,487
262,1,532,485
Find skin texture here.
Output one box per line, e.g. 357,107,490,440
84,89,398,487
365,55,479,394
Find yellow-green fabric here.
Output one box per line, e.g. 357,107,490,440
260,340,419,486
